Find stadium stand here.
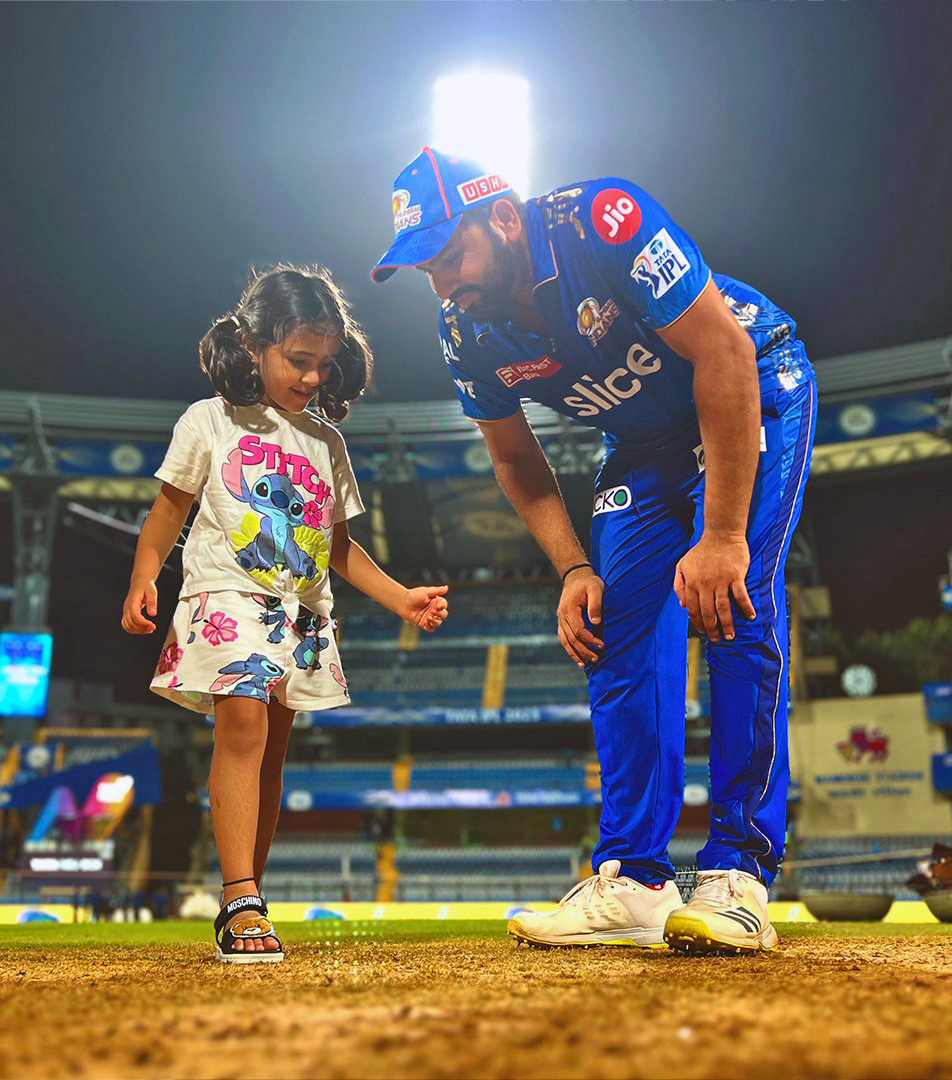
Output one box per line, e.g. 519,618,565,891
393,846,582,902
2,334,948,907
203,837,379,902
790,835,952,900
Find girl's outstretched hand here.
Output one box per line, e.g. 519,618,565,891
122,578,158,634
402,585,449,632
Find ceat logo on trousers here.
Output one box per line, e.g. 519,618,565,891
591,188,642,244
593,485,632,515
496,355,562,388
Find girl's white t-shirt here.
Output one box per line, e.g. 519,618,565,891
155,397,363,618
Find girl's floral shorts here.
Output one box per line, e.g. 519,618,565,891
150,590,350,715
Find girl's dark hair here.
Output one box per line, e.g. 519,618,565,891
198,264,373,422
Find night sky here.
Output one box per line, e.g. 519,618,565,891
1,1,950,407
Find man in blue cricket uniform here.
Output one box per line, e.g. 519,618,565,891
372,148,816,953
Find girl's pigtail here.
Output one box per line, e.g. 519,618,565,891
318,325,373,423
198,314,263,407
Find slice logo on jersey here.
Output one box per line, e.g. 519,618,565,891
457,173,510,206
591,188,642,244
454,377,476,399
496,355,562,388
576,296,621,346
630,228,690,298
392,189,422,234
562,344,662,418
593,485,632,516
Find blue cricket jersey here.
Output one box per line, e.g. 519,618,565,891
438,177,812,453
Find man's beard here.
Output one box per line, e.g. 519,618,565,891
460,228,522,323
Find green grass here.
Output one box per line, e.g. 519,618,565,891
0,920,505,948
1,919,949,949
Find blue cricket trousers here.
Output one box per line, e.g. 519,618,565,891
587,374,816,886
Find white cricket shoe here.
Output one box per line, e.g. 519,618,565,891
664,868,779,955
507,859,682,948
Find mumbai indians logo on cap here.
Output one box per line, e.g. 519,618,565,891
392,189,422,235
457,173,510,206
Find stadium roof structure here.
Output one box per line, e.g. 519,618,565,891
0,337,950,445
0,335,949,648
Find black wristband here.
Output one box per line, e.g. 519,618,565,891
561,562,592,585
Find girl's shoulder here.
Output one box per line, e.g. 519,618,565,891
288,409,349,455
181,397,271,441
177,396,228,428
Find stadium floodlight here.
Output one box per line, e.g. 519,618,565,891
433,70,530,197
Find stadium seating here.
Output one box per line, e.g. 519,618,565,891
339,586,562,647
394,846,582,901
344,646,488,709
791,834,952,900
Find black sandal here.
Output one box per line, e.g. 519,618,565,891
214,878,284,964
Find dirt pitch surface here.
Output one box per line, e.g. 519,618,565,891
2,921,952,1080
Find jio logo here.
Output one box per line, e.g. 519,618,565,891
591,188,642,245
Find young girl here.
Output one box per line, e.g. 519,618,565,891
121,265,448,963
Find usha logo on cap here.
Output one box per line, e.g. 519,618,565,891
393,189,422,234
457,173,510,206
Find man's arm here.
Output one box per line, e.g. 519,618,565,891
476,410,603,666
656,277,760,641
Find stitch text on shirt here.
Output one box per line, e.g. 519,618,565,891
237,435,332,501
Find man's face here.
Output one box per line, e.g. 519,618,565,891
418,214,520,323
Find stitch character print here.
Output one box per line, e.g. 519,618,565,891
209,653,285,702
220,435,334,590
252,593,291,643
292,613,331,671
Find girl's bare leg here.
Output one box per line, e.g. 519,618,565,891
210,694,275,953
253,699,296,887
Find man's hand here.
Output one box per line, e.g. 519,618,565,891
557,569,604,667
401,585,449,632
122,578,158,634
673,533,756,642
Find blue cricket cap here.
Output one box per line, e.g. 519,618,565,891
371,146,512,283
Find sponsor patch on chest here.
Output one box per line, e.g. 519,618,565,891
496,355,562,388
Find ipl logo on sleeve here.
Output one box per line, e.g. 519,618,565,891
630,228,690,299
